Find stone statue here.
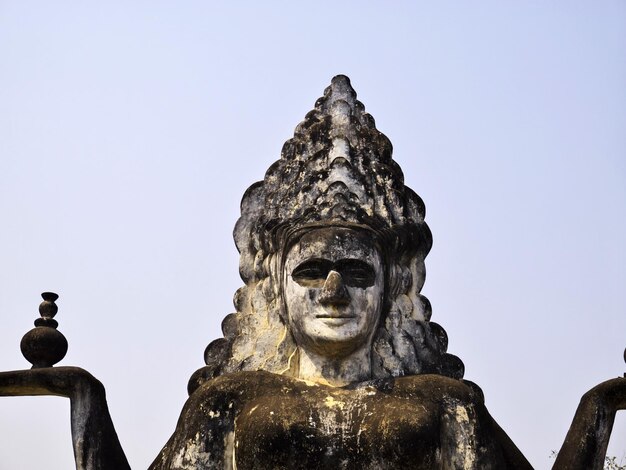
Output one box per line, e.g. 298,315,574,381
1,76,625,469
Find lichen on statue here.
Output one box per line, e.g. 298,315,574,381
150,76,533,469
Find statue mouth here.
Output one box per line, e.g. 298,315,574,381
316,314,356,319
316,315,357,325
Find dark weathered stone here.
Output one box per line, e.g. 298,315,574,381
154,371,532,469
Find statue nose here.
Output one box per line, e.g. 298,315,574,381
319,270,350,306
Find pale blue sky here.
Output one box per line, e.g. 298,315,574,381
1,2,625,469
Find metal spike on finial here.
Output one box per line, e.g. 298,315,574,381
20,292,68,368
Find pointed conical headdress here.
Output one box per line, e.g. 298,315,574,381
235,75,432,274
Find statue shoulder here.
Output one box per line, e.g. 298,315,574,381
188,370,287,404
151,371,287,470
391,374,485,405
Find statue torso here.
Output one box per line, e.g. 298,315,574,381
152,371,506,470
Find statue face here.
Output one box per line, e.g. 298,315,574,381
284,227,384,358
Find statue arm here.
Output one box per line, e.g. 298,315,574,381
440,398,503,469
553,377,626,470
439,378,533,470
0,366,130,470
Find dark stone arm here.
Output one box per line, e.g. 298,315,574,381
0,366,130,470
553,377,626,470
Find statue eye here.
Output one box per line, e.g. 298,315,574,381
334,260,376,288
291,259,333,287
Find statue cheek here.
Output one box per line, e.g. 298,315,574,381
285,284,313,323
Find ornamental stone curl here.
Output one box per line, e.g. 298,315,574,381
1,76,625,470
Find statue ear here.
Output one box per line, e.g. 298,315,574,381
261,278,274,302
385,262,404,299
264,254,281,300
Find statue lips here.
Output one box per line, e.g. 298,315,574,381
315,311,358,326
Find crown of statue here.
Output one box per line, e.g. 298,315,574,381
235,75,432,259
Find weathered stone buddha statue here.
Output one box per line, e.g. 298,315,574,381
1,76,624,469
